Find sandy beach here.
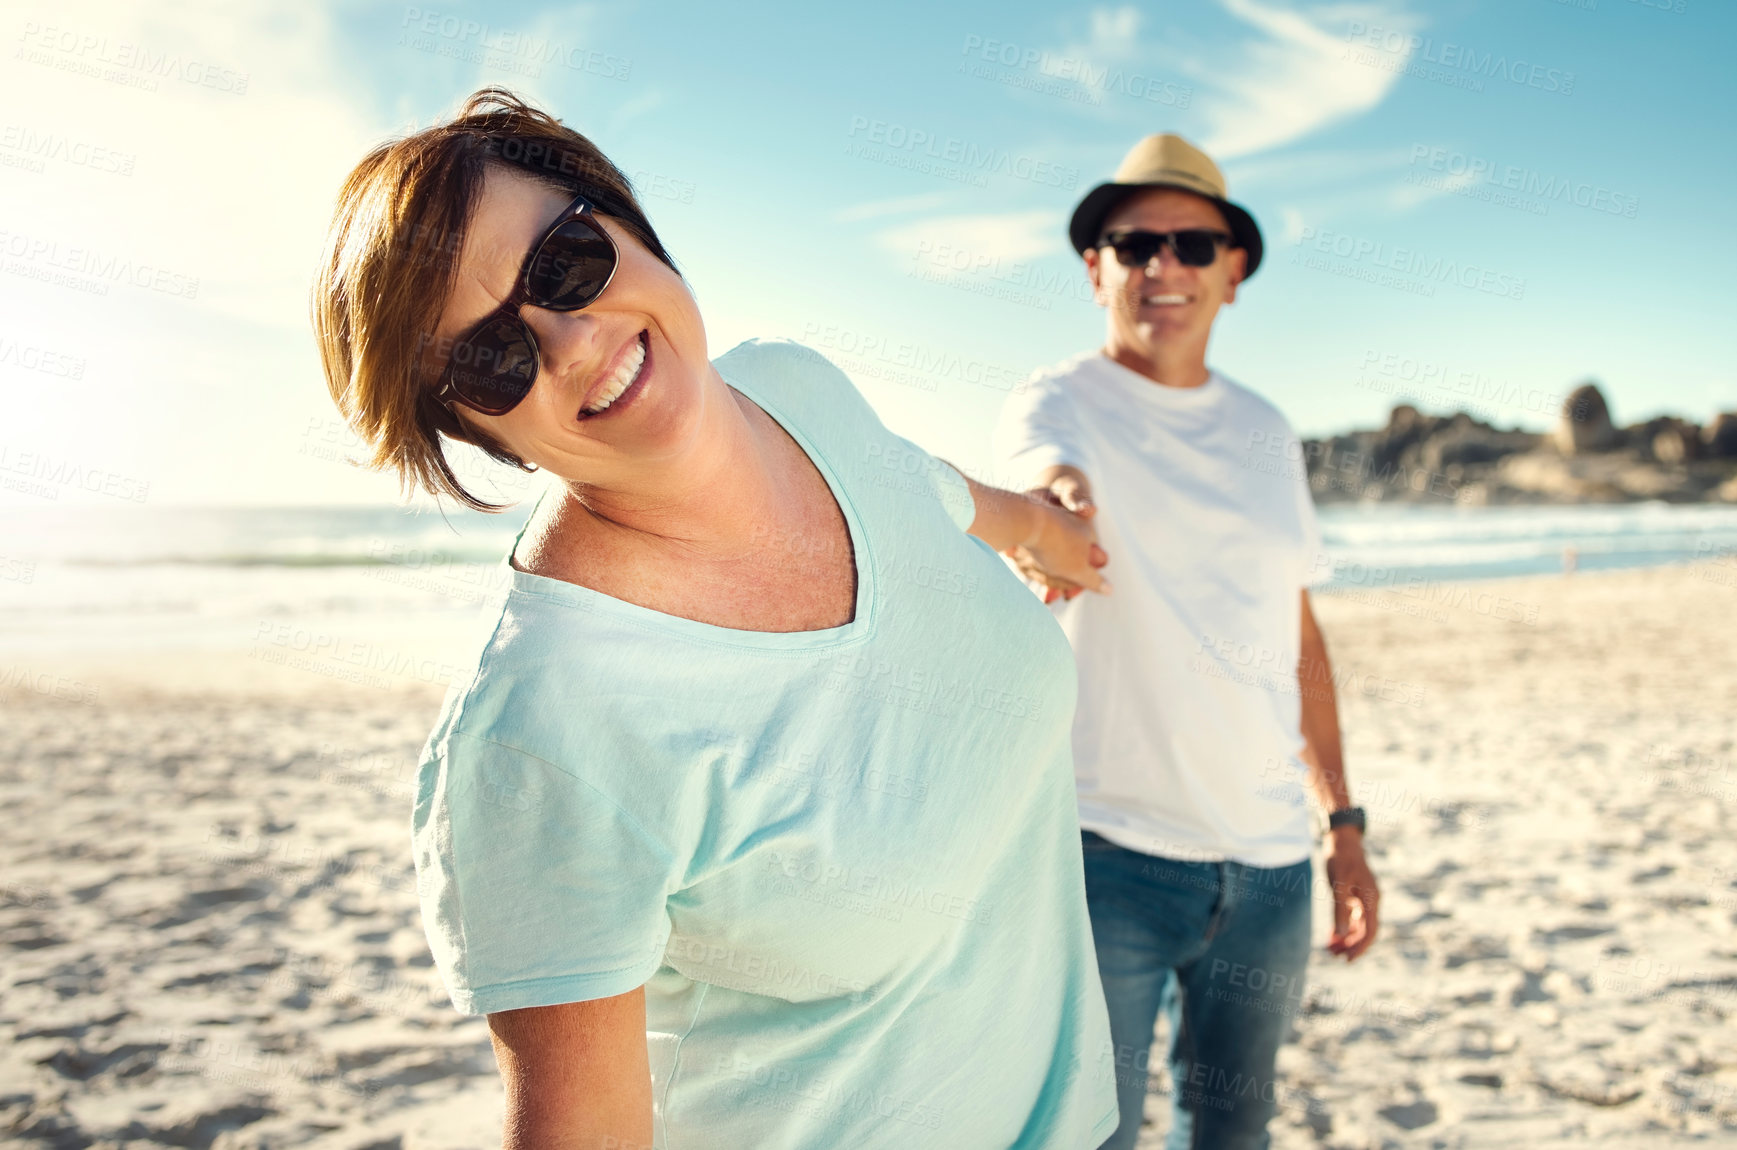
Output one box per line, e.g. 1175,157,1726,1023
3,561,1734,1149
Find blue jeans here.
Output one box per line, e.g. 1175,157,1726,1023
1082,831,1313,1150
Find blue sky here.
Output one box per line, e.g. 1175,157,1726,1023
1,0,1732,506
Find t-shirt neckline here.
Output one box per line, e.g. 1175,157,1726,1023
1093,352,1223,405
502,370,878,652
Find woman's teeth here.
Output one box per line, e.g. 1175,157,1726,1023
582,334,645,415
1143,294,1189,305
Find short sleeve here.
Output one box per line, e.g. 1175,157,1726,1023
413,730,676,1015
993,375,1091,492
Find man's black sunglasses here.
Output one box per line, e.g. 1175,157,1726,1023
431,191,619,417
1099,228,1232,269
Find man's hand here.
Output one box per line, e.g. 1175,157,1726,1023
1323,828,1379,961
1008,467,1108,603
1008,499,1110,599
954,462,1108,595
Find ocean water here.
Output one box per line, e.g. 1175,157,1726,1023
1311,502,1737,584
2,501,1735,655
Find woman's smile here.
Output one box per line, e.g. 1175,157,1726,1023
578,329,651,420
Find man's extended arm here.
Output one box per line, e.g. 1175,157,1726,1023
1298,589,1380,961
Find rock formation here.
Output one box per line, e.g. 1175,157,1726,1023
1302,393,1737,506
1705,413,1737,459
1648,419,1701,465
1553,382,1618,455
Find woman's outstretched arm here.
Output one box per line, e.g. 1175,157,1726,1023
945,462,1111,597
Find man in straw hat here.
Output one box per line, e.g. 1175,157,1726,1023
994,134,1380,1149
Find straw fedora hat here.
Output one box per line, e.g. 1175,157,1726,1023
1068,134,1263,277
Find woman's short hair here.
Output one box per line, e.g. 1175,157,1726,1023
312,87,676,511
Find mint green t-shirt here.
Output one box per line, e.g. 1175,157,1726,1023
413,339,1118,1149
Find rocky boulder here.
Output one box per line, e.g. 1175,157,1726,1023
1705,413,1737,459
1553,382,1617,455
1648,418,1702,465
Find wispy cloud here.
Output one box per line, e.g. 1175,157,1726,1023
1041,2,1417,159
1223,145,1415,192
1197,0,1415,159
834,191,957,224
1078,5,1142,60
1387,164,1477,210
874,210,1064,264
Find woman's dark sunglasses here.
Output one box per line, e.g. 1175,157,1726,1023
1101,228,1231,269
432,191,619,416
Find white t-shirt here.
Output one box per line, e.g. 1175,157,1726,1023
994,352,1329,868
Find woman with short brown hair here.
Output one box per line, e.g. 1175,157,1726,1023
312,88,1118,1148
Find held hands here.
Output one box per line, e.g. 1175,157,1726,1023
1004,473,1111,604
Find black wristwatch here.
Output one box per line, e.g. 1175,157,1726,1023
1327,806,1367,834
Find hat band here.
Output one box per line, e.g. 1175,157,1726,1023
1120,167,1223,198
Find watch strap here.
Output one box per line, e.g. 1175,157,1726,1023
1327,806,1367,832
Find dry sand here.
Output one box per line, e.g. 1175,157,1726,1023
3,563,1734,1149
